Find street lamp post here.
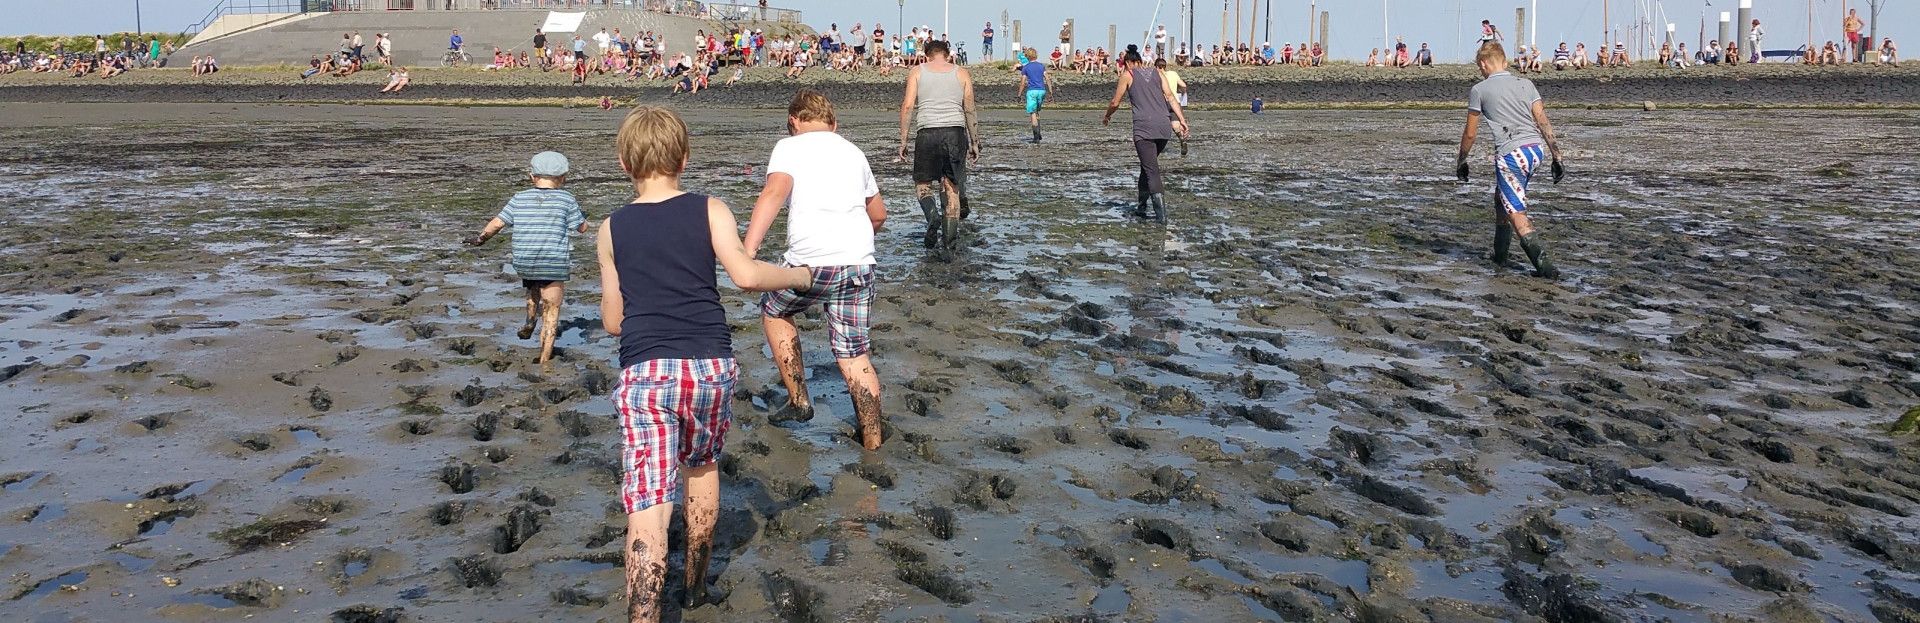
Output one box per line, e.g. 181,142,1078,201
136,0,143,35
898,0,905,45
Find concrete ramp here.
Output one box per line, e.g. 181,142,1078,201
177,9,809,67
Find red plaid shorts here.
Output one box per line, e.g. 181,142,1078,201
615,357,738,513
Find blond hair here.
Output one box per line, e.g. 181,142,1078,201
1477,41,1507,65
616,106,689,181
787,88,835,125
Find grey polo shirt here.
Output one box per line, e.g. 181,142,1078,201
1467,72,1545,156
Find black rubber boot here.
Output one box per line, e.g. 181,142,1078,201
942,217,961,250
1516,233,1560,279
959,195,971,220
1150,193,1168,225
918,196,940,249
1492,221,1514,267
1031,125,1042,143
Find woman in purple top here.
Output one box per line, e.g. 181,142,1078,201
1101,45,1190,224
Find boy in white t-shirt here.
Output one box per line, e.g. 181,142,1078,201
742,89,890,450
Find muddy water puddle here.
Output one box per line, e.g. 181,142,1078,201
0,103,1917,621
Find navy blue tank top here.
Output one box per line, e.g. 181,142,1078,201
609,192,732,368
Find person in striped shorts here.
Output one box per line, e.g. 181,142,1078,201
1457,41,1566,279
595,107,813,621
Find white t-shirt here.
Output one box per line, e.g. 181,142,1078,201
766,131,878,267
594,31,611,50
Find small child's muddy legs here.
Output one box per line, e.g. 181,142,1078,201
537,282,563,366
763,314,813,421
624,503,671,623
837,355,883,450
682,463,719,608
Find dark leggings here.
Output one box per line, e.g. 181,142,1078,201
1134,138,1168,196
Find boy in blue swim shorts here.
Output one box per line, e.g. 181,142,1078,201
1457,41,1567,279
1019,47,1053,143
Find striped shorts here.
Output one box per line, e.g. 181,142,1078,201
614,358,738,513
1495,144,1547,214
760,265,875,359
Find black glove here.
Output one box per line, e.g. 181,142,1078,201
1456,160,1471,182
1551,159,1566,184
462,235,486,247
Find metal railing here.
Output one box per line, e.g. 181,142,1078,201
185,0,802,33
186,0,315,34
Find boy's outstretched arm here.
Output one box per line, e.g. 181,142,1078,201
743,172,794,258
595,220,622,336
707,197,811,292
464,217,508,246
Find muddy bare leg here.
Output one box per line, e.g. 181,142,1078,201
837,355,883,450
681,463,718,608
537,282,563,366
762,314,813,421
624,504,671,623
519,286,538,340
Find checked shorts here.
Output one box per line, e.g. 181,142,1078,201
614,357,738,513
759,264,875,359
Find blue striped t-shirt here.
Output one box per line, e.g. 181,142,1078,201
497,188,586,281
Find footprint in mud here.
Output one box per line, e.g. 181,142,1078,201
895,562,974,604
1326,428,1390,467
491,505,547,554
196,578,284,608
452,382,489,407
398,419,435,437
1108,429,1151,451
429,501,470,526
448,554,503,588
308,387,334,412
518,488,556,507
952,472,1018,510
983,434,1032,456
1051,427,1076,445
554,411,595,438
1129,517,1196,556
330,605,406,623
470,411,501,442
440,462,477,494
480,446,513,464
126,411,178,433
447,337,479,356
551,587,607,607
762,571,828,623
1224,404,1293,432
912,504,957,540
391,359,434,373
842,462,896,489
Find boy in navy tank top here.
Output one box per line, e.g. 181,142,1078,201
594,107,812,621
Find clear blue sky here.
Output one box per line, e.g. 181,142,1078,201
3,0,1911,60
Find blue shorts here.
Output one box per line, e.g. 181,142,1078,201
1024,89,1047,114
1496,144,1547,214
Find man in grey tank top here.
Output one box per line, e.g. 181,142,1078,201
897,39,979,252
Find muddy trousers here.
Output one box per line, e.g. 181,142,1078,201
1134,139,1169,196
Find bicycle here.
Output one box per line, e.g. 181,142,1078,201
442,48,470,67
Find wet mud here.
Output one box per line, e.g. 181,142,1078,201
0,102,1917,622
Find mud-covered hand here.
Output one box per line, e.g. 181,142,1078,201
1551,159,1566,184
462,235,487,247
967,140,980,165
1455,160,1471,182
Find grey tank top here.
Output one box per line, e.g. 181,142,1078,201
1126,68,1174,141
914,65,966,130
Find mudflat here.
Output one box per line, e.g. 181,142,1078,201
1,102,1917,622
2,62,1918,107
